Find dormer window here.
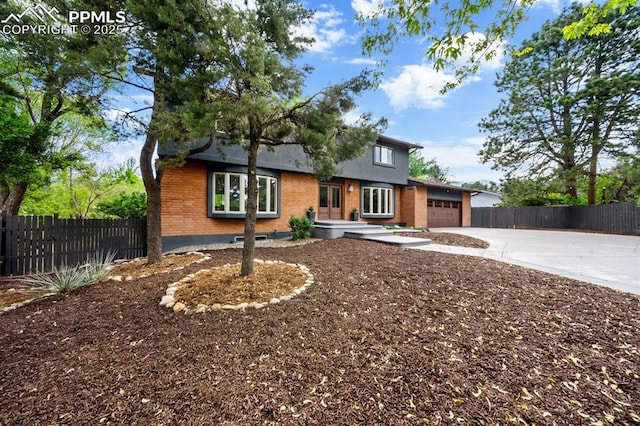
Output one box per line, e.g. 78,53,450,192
374,145,394,166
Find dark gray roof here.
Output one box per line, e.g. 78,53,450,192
408,177,475,192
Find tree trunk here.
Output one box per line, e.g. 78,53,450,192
2,182,28,215
241,136,260,277
140,129,163,265
587,148,601,204
588,52,603,205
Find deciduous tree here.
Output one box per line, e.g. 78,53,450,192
0,0,126,214
359,0,638,81
408,151,450,183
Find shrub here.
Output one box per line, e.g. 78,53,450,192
22,251,115,294
24,266,91,294
83,251,116,283
288,215,313,240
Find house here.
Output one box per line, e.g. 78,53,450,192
471,190,502,207
159,135,472,251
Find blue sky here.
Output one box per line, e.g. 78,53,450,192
108,0,579,184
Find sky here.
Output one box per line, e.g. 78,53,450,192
108,0,581,185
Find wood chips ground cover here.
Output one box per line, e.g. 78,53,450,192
1,237,639,424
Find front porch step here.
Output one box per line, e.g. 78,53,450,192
359,235,431,248
311,220,431,247
312,220,376,239
313,220,369,227
344,228,395,239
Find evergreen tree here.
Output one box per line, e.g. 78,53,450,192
203,2,384,276
479,4,640,203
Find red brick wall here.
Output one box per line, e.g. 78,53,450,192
398,186,427,228
161,161,318,237
344,179,360,220
462,191,471,227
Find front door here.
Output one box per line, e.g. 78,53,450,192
318,184,342,220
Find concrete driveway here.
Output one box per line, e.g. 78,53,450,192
415,228,640,295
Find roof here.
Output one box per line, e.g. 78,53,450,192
408,177,475,192
377,134,422,150
471,190,502,197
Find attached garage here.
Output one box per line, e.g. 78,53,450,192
407,179,473,228
428,199,462,227
403,177,474,228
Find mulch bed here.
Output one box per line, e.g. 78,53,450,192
1,238,639,424
398,231,490,249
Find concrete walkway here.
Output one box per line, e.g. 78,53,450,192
414,228,640,296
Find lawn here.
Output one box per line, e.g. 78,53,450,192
1,237,639,424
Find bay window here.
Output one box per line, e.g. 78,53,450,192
211,171,278,217
362,186,394,216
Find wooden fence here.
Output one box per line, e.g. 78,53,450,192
471,203,640,235
0,212,147,276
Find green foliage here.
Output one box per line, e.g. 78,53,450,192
409,152,450,183
95,192,147,219
462,181,501,192
359,0,637,85
564,0,638,39
20,159,144,218
479,4,640,203
288,215,313,241
359,0,533,81
22,251,115,294
183,1,385,274
0,1,126,213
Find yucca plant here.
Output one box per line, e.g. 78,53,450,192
82,251,116,283
24,265,91,294
23,251,116,294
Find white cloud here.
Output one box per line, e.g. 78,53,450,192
380,64,480,110
462,136,486,146
343,108,363,126
345,58,377,65
350,0,383,18
293,5,355,53
533,0,563,14
416,138,502,182
448,32,506,72
381,32,504,111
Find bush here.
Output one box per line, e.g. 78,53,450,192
95,191,147,218
22,251,115,294
288,215,313,240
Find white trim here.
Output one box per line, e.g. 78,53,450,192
213,172,278,214
363,186,394,216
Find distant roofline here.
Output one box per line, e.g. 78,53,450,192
408,177,474,192
377,134,422,150
471,190,502,196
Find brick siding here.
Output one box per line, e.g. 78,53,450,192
161,161,317,237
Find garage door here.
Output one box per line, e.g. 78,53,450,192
428,200,461,227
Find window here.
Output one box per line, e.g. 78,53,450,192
212,172,278,215
374,145,394,166
362,186,394,216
